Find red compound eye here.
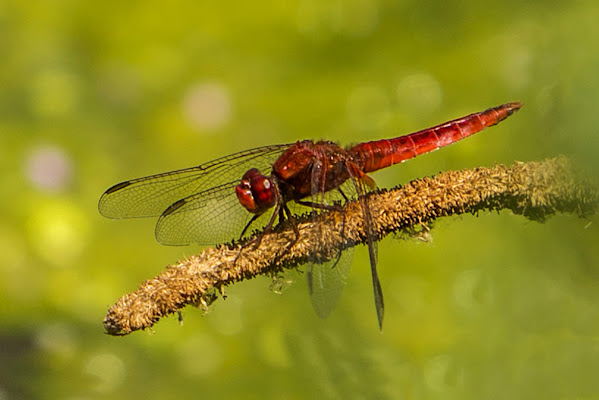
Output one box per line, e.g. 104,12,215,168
235,169,277,214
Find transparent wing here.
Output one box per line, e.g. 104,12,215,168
350,168,384,330
154,181,273,245
304,153,358,318
98,143,292,219
306,248,354,318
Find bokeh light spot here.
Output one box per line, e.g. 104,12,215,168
24,145,72,192
26,199,88,267
182,82,232,133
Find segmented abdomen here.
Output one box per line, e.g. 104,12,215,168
350,102,522,173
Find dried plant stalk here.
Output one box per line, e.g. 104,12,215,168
103,157,598,336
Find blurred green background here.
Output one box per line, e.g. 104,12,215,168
2,0,599,398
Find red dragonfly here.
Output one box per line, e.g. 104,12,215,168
99,102,521,329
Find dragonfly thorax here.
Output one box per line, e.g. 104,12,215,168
235,168,278,215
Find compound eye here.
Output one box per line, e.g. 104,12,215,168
236,184,258,213
241,168,261,181
252,177,277,210
235,169,277,214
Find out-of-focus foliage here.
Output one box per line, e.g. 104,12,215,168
1,0,599,398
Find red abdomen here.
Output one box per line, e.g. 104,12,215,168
350,102,522,173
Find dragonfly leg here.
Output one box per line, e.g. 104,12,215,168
251,206,280,249
337,187,349,202
239,213,262,241
283,203,300,244
270,203,300,263
330,211,349,270
296,200,339,211
335,187,351,258
234,205,281,265
297,194,348,269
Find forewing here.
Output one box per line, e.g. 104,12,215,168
154,181,272,245
98,144,291,219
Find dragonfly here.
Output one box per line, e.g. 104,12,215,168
99,102,522,329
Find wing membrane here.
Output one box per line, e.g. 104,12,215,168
98,143,291,219
306,249,354,318
154,181,272,245
304,154,358,318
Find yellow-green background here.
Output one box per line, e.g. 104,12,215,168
2,0,599,398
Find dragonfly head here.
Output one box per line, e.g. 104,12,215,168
236,168,278,215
